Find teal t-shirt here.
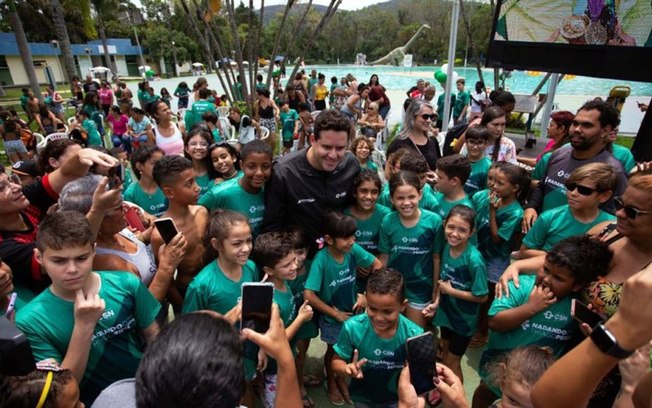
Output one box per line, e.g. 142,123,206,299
195,172,213,196
20,94,29,110
182,260,258,314
434,244,488,336
532,151,551,181
184,100,217,130
16,271,161,404
280,109,299,142
287,261,319,340
437,93,456,119
174,85,190,98
304,244,375,324
611,144,635,174
433,192,475,220
123,182,168,217
265,284,298,375
83,118,102,146
453,90,471,117
486,274,577,354
477,200,523,261
198,180,265,236
378,210,443,304
360,160,379,173
334,314,423,404
523,205,615,251
344,204,391,254
378,183,440,214
464,157,492,197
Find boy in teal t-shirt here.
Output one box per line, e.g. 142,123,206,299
475,236,612,400
453,78,471,125
252,232,314,408
16,212,161,405
519,163,617,259
123,146,168,217
78,110,102,146
333,268,423,406
463,126,492,198
198,141,272,237
434,154,475,220
184,88,217,130
279,100,299,155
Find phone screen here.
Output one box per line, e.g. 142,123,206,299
154,218,178,244
241,283,274,333
406,332,437,395
571,299,603,328
107,166,118,189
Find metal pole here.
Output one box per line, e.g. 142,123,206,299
539,73,560,140
442,0,460,132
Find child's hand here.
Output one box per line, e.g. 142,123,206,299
357,266,372,278
522,208,538,234
526,285,557,314
74,289,105,329
496,264,521,299
224,302,242,326
297,300,313,322
345,349,367,380
334,307,352,323
353,294,367,313
489,191,501,209
422,302,438,318
256,347,268,372
437,280,453,295
158,233,187,271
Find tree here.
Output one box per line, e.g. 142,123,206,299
48,0,77,85
7,0,41,98
90,0,119,72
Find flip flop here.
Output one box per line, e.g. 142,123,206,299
324,382,345,406
302,395,315,408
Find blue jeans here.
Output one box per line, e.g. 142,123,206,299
379,104,390,120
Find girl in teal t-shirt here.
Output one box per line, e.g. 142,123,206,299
345,170,390,292
378,170,443,328
425,205,488,383
183,128,214,196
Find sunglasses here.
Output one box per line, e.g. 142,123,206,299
614,196,652,219
418,113,437,121
565,182,601,196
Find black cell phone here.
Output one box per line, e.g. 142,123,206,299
154,218,178,244
107,165,123,189
406,332,437,395
571,299,603,328
240,282,274,333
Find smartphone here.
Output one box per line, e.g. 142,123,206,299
240,282,274,333
107,165,121,189
406,332,437,395
571,299,603,328
5,292,17,318
124,206,146,232
154,218,178,244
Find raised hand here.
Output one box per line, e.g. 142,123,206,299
74,289,105,329
345,349,367,380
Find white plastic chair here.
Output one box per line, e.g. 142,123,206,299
33,132,45,147
37,132,69,149
218,116,237,145
67,117,76,126
217,106,230,118
258,126,270,140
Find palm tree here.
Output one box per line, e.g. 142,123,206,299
8,0,42,99
90,0,119,73
48,0,78,85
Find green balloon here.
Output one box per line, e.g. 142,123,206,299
434,70,447,83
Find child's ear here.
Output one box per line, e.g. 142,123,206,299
162,185,174,199
400,299,408,313
324,234,334,246
34,248,43,265
598,190,613,204
571,281,585,293
210,237,221,251
262,265,273,277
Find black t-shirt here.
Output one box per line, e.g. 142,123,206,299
0,175,57,291
387,137,441,171
83,81,100,94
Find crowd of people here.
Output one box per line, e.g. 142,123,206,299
1,68,651,408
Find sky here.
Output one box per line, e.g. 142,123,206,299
249,0,387,11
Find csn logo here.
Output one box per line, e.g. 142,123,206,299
521,320,531,331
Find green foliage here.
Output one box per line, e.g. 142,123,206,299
233,100,250,116
142,26,200,65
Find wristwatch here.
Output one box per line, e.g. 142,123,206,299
590,323,634,358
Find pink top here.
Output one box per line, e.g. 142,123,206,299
108,114,129,135
536,139,556,161
154,123,185,156
99,88,114,105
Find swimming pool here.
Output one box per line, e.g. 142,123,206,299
305,64,652,96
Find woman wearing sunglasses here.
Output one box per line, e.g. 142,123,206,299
386,99,441,179
496,168,652,408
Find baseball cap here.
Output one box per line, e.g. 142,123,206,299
11,160,39,177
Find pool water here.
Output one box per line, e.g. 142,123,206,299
306,64,652,96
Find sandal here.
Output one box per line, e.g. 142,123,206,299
302,395,315,408
324,382,345,406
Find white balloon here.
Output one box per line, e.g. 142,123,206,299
452,72,460,83
441,63,449,72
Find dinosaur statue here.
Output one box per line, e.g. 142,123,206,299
369,24,431,66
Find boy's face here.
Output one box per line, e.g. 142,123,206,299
140,151,164,179
266,250,298,282
456,82,465,92
36,244,95,293
566,178,610,211
240,153,272,191
491,170,517,199
435,169,455,195
536,260,582,299
294,247,308,269
366,291,406,335
281,104,289,112
164,168,201,205
466,138,486,160
486,168,498,190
